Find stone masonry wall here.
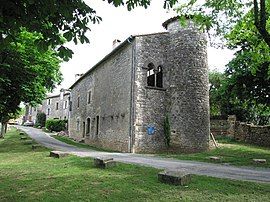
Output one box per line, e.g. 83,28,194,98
69,43,133,152
166,20,210,152
133,34,169,153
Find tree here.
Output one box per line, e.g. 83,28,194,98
0,30,62,137
1,0,178,60
176,0,270,48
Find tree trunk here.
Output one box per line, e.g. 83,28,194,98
0,122,5,138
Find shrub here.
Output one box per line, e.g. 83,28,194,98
164,115,171,148
45,119,67,132
35,112,46,127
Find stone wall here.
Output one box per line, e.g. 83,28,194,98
133,34,169,153
166,19,210,153
234,123,270,147
69,43,133,152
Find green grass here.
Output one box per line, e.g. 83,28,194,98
158,136,270,168
52,135,116,152
0,128,270,202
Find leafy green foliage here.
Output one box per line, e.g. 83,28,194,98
35,112,46,127
176,0,270,48
164,115,171,147
0,30,62,127
46,119,67,132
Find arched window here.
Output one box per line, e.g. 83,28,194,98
86,118,91,135
147,63,155,87
156,66,163,88
146,63,163,88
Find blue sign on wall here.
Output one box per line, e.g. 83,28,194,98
147,126,155,135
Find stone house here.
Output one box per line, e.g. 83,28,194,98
24,89,70,124
68,17,210,153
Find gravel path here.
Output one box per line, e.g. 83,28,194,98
17,126,270,184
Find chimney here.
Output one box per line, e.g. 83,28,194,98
75,73,84,82
112,39,121,49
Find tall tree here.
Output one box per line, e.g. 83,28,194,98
0,30,62,137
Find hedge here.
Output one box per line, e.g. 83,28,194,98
45,119,67,132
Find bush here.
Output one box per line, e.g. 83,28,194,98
45,119,67,132
164,115,171,148
35,112,46,127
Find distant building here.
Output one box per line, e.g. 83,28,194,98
24,89,70,124
67,17,210,153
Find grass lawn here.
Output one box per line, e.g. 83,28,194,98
52,135,116,152
158,137,270,168
0,128,270,202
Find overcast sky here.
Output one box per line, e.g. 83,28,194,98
53,0,234,94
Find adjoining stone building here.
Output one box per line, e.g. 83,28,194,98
68,17,210,153
24,89,70,124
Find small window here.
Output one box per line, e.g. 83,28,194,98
76,118,80,131
47,99,51,105
56,102,59,110
64,100,68,109
86,118,91,135
87,91,92,104
47,108,50,115
77,96,80,108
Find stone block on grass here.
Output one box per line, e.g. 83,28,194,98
19,132,25,136
209,156,221,162
24,140,33,145
32,144,41,150
158,170,191,186
49,151,69,158
20,137,27,140
94,157,116,169
253,159,267,164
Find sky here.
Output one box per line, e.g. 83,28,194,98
53,0,235,94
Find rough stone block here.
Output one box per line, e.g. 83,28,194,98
209,156,221,162
24,140,33,145
158,170,191,186
49,151,69,158
19,132,25,136
20,137,27,140
94,157,116,169
253,159,267,164
32,144,41,150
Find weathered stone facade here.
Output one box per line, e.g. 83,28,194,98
69,17,210,153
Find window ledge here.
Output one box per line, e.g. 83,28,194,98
145,86,166,91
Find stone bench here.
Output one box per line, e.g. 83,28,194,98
20,136,27,140
94,157,116,169
253,159,267,164
49,151,69,158
158,170,191,186
32,144,42,150
209,156,221,162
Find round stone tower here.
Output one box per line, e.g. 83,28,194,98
163,16,210,152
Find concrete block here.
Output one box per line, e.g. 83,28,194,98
253,159,267,164
158,170,191,186
49,151,69,158
20,137,27,140
24,140,33,145
94,157,116,169
19,132,25,136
